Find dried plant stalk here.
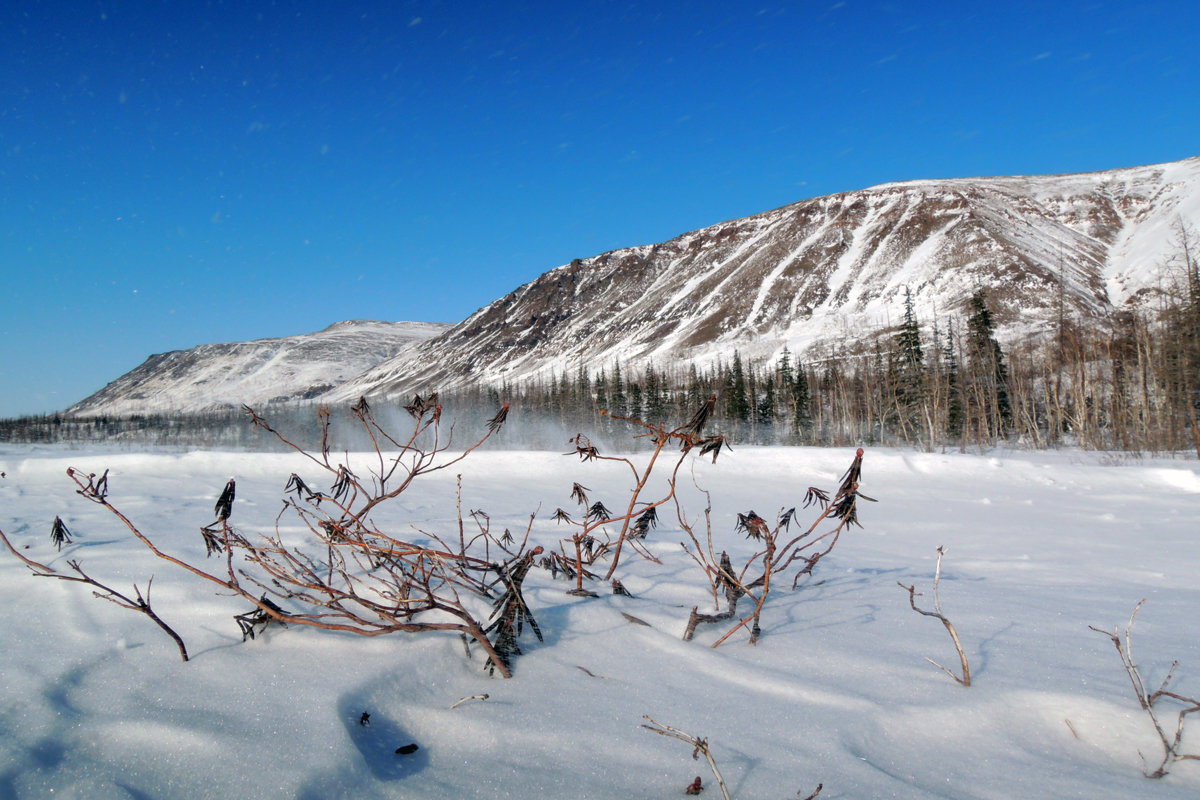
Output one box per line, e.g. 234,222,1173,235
898,546,970,686
1090,599,1200,778
641,715,732,800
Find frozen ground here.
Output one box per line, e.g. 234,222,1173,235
1,443,1199,799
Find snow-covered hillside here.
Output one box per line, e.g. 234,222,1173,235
67,320,449,416
2,443,1198,798
327,157,1200,403
63,158,1200,416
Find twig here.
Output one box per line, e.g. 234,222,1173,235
1090,599,1200,778
898,546,970,686
2,526,189,661
47,563,188,662
641,715,732,800
449,693,489,710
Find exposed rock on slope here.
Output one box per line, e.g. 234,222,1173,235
325,157,1200,402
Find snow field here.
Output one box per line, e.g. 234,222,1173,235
1,444,1198,798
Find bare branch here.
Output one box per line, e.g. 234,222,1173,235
449,694,490,710
898,547,970,686
40,562,188,662
1091,599,1200,778
641,716,732,800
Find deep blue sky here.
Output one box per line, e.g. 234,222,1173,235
2,1,1197,417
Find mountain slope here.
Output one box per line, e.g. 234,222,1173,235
68,321,449,416
325,157,1200,402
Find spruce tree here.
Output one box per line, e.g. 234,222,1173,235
644,363,666,423
778,347,794,388
896,287,924,375
791,359,812,438
757,371,776,433
728,351,750,424
685,363,705,419
944,325,963,440
965,289,1011,438
611,362,627,419
891,287,926,439
594,368,608,417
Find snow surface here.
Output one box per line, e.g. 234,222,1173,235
2,443,1199,798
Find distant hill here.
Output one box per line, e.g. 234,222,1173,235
67,320,449,416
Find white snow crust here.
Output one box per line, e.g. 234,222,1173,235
2,443,1199,798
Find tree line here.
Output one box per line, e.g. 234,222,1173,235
453,228,1199,455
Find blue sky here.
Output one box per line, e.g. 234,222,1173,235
2,0,1197,417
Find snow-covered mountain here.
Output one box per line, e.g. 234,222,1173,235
69,157,1200,416
325,157,1200,402
67,320,449,416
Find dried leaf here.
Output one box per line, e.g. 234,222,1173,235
486,403,510,434
50,516,73,551
214,479,236,522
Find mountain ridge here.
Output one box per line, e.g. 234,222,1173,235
67,157,1200,416
322,156,1200,404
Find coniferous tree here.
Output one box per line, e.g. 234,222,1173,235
594,368,608,416
890,287,926,441
684,363,705,420
757,371,776,435
746,366,760,441
895,288,925,382
575,364,594,426
777,347,794,391
727,351,750,427
611,362,627,419
791,358,812,440
944,325,964,441
644,364,667,424
965,289,1011,440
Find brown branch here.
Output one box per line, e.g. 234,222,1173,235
1091,599,1200,778
3,526,191,661
641,716,732,800
898,546,970,687
0,526,55,574
40,561,189,662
